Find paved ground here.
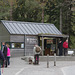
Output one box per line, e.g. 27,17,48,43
2,57,75,75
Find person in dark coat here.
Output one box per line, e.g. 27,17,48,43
58,40,63,56
0,45,5,75
2,42,7,68
0,50,5,62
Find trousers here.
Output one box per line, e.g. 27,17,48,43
34,54,39,64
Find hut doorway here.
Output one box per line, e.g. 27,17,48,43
39,37,56,56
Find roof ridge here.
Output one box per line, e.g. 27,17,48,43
1,20,53,25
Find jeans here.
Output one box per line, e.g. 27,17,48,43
34,54,39,64
59,48,63,56
5,57,7,67
7,57,10,65
64,48,68,56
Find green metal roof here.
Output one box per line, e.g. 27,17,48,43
1,20,62,35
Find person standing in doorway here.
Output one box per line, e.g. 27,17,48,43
2,42,7,68
33,45,41,65
6,44,11,67
63,39,68,56
58,40,63,56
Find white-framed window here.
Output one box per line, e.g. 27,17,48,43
11,42,24,49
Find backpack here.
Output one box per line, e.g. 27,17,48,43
36,46,40,53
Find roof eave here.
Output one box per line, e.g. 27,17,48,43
38,34,69,38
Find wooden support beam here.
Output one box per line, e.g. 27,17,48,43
24,35,27,56
42,36,44,56
56,38,58,55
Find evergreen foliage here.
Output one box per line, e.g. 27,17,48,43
0,0,75,48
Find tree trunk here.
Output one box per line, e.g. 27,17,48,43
60,8,62,33
10,1,13,21
41,8,44,23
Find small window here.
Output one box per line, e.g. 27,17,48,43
11,42,24,49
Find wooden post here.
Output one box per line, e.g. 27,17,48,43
24,35,25,56
56,38,58,55
47,54,49,68
24,35,27,56
54,53,56,66
42,36,44,56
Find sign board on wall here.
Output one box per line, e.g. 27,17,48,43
27,37,38,44
47,39,53,44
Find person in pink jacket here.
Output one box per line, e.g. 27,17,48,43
6,44,11,67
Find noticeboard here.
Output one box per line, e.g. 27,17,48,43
27,37,38,44
47,39,53,44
